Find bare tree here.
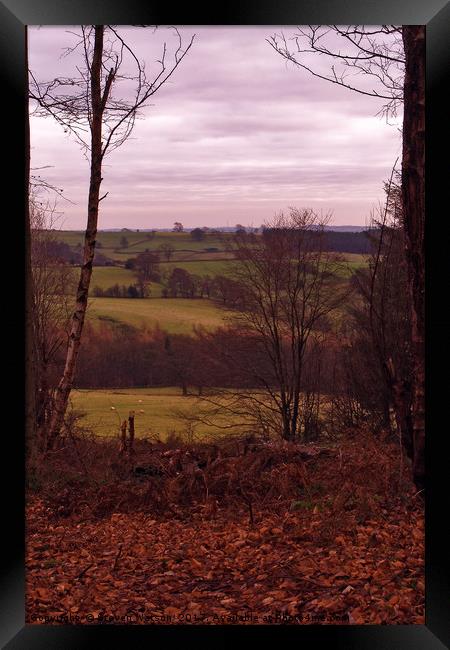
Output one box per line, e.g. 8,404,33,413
199,209,346,441
134,250,161,281
338,170,413,453
367,170,413,456
191,227,205,241
401,27,425,492
30,191,77,444
168,267,195,298
29,26,194,448
269,24,425,491
133,250,161,297
158,242,175,261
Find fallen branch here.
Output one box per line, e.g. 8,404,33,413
76,563,94,580
112,543,123,572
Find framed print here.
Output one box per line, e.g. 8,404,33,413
1,0,448,647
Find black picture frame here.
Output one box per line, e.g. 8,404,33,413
2,0,449,647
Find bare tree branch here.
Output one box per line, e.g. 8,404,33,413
267,25,404,119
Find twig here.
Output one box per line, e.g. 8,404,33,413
112,543,123,571
76,562,94,580
247,500,254,527
240,492,254,527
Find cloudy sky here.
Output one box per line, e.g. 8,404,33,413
29,26,403,230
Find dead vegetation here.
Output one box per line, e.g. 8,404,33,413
27,427,412,525
26,429,423,625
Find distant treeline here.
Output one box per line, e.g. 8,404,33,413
261,228,374,254
34,239,115,266
69,322,337,395
44,229,374,266
93,272,248,305
322,230,373,254
92,284,143,298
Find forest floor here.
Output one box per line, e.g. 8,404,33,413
26,433,424,625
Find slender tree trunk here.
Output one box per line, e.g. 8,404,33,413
46,26,105,449
291,392,300,440
384,359,414,459
392,380,414,460
401,26,425,492
382,397,392,435
281,396,291,440
25,25,37,458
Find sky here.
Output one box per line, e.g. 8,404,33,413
29,26,403,230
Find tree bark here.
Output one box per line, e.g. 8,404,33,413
401,26,425,492
390,374,414,461
46,26,106,449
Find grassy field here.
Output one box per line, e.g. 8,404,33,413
333,254,369,278
56,229,367,279
89,256,362,292
160,259,234,277
118,232,227,253
52,230,369,334
87,297,230,333
90,267,135,291
84,258,366,332
341,253,369,268
70,387,247,440
55,230,232,262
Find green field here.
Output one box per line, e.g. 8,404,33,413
87,297,230,333
90,266,136,290
89,256,362,292
55,230,232,263
117,232,227,253
70,387,247,440
160,259,234,278
51,233,369,440
333,254,369,278
52,230,368,334
55,230,367,279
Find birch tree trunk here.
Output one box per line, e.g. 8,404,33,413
46,26,106,449
401,26,425,492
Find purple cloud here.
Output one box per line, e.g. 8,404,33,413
29,26,402,229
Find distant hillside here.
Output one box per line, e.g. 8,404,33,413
324,225,368,232
99,225,368,233
49,227,375,258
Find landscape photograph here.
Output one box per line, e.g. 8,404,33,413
24,24,425,626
